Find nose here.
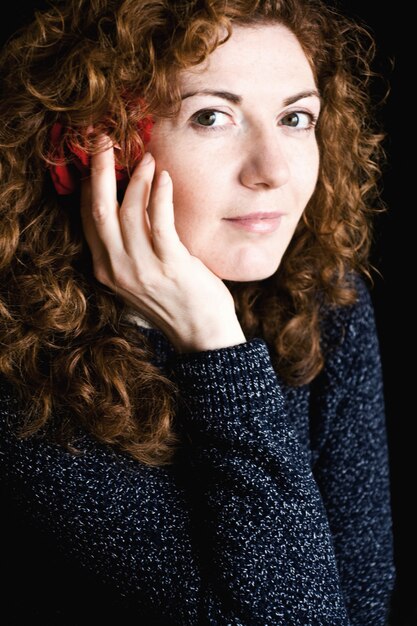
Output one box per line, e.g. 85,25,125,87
239,126,290,190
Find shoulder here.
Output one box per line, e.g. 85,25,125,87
321,272,378,347
306,274,386,462
319,273,382,382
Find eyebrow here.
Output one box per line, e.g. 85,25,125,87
180,88,321,106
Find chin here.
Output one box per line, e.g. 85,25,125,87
215,256,282,282
221,269,278,282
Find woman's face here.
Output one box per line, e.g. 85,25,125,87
147,24,321,282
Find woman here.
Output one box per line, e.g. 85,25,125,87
0,0,395,623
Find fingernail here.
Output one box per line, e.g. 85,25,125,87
141,152,153,165
158,170,170,186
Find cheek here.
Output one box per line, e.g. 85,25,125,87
171,167,208,218
290,140,320,208
168,156,223,225
147,154,205,224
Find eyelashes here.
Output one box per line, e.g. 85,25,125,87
189,108,319,134
190,110,232,132
281,111,318,131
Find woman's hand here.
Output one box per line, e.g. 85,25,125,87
80,140,246,352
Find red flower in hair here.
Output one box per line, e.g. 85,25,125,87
48,115,154,195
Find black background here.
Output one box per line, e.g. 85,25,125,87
1,2,414,624
337,3,414,625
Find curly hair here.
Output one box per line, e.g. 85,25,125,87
0,0,386,465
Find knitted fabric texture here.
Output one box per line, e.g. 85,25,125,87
0,277,395,624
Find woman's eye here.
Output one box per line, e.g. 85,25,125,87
191,110,231,130
281,111,315,130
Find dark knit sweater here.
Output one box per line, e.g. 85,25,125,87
0,277,395,625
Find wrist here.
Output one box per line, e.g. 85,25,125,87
175,319,246,353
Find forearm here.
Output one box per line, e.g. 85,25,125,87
172,338,350,624
1,340,351,625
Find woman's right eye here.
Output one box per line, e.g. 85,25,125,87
190,109,232,131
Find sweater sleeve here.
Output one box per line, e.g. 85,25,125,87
310,279,396,625
1,339,350,625
170,339,351,624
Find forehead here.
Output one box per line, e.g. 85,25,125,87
179,24,316,96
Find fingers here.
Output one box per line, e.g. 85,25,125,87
80,139,124,268
121,156,183,263
147,170,184,262
81,136,184,297
80,176,110,272
119,152,155,257
88,138,124,258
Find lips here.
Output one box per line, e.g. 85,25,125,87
223,211,284,234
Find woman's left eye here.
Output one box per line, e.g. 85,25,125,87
191,109,232,131
280,111,316,130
